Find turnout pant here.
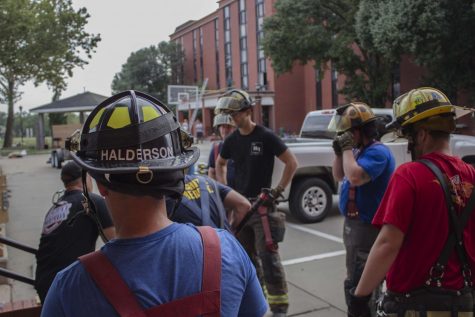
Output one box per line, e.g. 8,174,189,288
237,207,288,314
343,217,381,313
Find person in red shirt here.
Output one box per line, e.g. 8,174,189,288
349,87,475,317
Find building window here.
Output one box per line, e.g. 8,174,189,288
193,29,197,83
199,27,204,81
391,63,401,100
214,19,220,89
224,5,232,87
239,0,248,89
315,69,322,110
255,0,266,89
331,66,338,108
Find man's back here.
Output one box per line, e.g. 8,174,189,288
373,152,475,292
41,223,267,316
35,191,112,302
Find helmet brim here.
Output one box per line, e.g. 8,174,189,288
71,147,200,174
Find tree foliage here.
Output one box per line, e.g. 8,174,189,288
262,0,394,107
263,0,475,106
0,0,100,148
111,41,185,102
358,0,475,101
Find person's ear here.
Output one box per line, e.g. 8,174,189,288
96,182,108,197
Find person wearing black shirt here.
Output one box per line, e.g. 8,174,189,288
35,161,115,303
215,89,298,317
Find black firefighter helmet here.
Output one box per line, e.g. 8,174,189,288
68,90,199,199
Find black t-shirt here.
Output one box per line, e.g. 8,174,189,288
220,125,287,198
166,175,232,230
35,190,113,302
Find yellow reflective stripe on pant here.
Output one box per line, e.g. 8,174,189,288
267,293,289,305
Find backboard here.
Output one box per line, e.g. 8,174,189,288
167,85,199,105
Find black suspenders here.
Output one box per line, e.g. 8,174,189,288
418,159,475,288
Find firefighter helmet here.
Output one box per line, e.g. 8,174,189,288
215,89,253,114
386,87,457,133
328,102,377,134
213,113,235,128
68,90,199,198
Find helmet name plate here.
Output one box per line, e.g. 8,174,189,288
100,147,174,161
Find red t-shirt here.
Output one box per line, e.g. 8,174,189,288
372,152,475,293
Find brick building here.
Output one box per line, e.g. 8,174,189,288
170,0,474,137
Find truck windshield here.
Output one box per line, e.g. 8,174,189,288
300,115,335,139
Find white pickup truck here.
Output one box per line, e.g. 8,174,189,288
272,109,475,223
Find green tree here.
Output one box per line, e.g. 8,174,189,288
262,0,394,107
111,41,185,102
359,0,475,101
0,0,100,148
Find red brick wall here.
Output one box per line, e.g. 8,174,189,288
274,63,307,134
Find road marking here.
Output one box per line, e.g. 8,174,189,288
282,250,346,266
286,223,344,244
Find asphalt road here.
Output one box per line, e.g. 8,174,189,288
0,142,347,316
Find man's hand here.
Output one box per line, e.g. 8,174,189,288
270,185,284,200
347,288,371,317
337,130,355,152
332,138,342,156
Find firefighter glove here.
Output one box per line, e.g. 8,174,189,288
337,130,355,152
347,287,371,317
270,185,284,200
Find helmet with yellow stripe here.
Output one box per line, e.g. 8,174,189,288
68,90,199,198
386,87,457,134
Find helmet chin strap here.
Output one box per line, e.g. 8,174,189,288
81,170,109,243
406,132,419,162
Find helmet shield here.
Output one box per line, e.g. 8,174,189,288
71,90,199,175
328,102,376,134
215,89,253,114
213,113,235,128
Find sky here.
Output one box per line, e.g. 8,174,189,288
8,0,218,112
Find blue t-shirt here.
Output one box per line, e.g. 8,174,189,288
166,175,232,230
41,223,267,317
208,141,236,188
339,143,395,223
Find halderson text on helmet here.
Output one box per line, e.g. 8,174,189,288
100,147,174,161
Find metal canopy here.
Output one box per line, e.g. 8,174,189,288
29,91,108,114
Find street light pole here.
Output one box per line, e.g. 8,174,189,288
19,105,23,147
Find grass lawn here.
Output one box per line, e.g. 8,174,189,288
0,137,53,156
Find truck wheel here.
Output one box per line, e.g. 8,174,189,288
290,178,332,223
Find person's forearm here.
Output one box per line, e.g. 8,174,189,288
342,150,368,185
355,228,401,296
332,156,344,181
224,191,251,225
215,164,227,184
278,160,297,189
208,167,216,180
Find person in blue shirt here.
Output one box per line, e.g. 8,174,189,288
330,102,395,314
41,90,267,317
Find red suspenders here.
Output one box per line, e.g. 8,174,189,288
79,226,221,317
